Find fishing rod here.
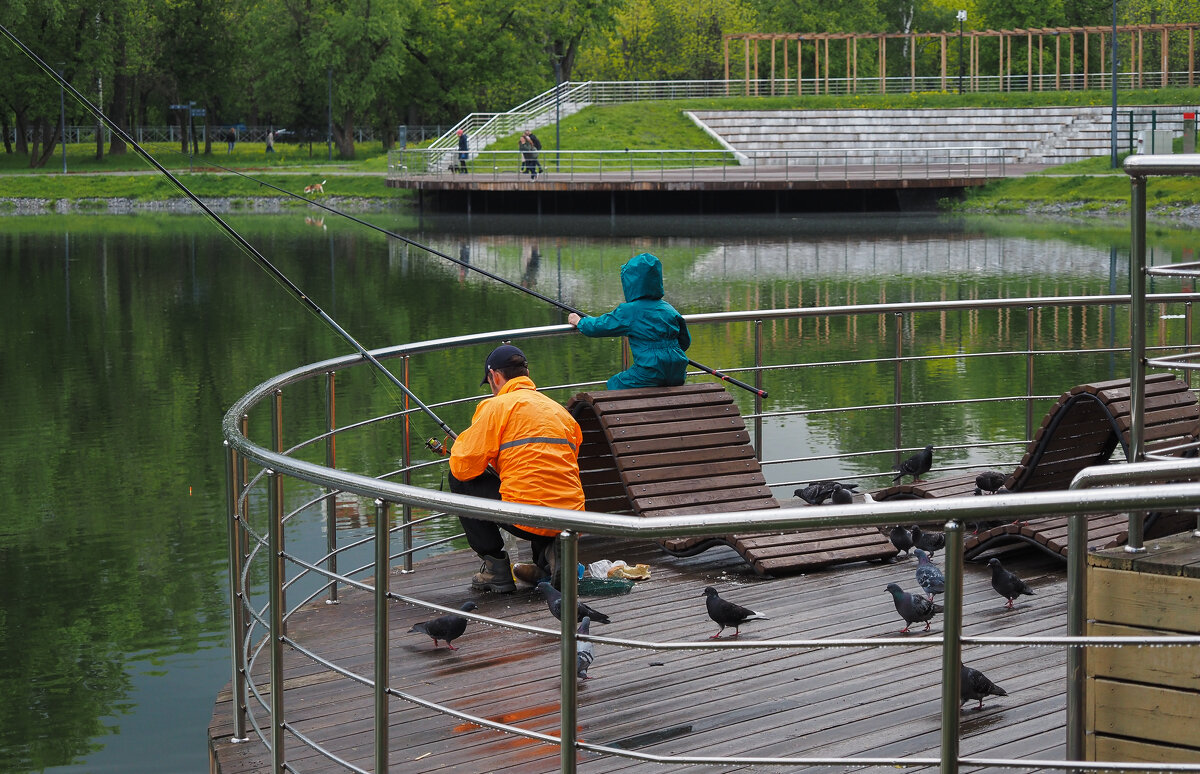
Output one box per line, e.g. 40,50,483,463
0,23,459,441
156,153,770,399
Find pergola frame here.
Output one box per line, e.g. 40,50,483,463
723,24,1199,95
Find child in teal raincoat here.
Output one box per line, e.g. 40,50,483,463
567,252,691,390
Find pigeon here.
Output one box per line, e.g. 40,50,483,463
893,444,934,483
408,601,478,650
886,583,943,632
888,525,914,556
576,617,594,680
793,480,858,505
988,558,1035,609
974,470,1007,494
910,524,946,555
831,483,854,505
960,663,1008,709
537,581,611,624
702,586,768,639
914,548,945,601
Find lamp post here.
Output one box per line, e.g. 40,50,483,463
59,62,66,173
327,68,333,161
554,57,562,172
956,11,967,95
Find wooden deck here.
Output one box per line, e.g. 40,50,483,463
209,536,1073,773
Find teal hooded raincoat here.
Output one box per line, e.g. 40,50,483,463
576,253,691,390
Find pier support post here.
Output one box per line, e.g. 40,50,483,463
558,531,580,774
939,519,964,774
374,499,391,774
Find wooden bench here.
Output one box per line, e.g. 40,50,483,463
566,383,897,576
869,374,1200,560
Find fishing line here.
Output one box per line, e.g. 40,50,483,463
0,22,459,441
148,150,770,399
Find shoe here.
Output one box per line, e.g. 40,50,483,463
471,553,516,593
512,562,543,586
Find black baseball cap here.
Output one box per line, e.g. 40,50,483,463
481,344,527,385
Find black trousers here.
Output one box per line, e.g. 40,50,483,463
449,472,555,566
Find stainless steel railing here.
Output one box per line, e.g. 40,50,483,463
223,293,1200,773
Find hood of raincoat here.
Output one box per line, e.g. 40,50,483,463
620,253,664,302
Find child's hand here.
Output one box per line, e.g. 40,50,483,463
567,313,581,327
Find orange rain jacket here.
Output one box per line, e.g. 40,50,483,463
449,376,585,536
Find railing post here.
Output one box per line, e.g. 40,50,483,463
325,371,339,604
374,499,391,774
1128,172,1148,552
558,530,579,774
754,320,764,461
401,356,414,573
1066,512,1087,760
940,519,964,774
272,390,287,634
1026,306,1035,440
894,313,904,468
223,441,248,741
268,467,286,774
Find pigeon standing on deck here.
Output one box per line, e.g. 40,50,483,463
910,525,946,556
988,558,1036,609
960,663,1008,709
888,525,914,556
794,480,858,505
974,470,1007,495
576,617,595,680
886,583,943,632
831,483,855,505
408,601,478,650
538,581,611,624
914,548,945,601
702,586,768,639
892,445,934,483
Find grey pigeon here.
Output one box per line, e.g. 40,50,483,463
886,582,943,632
888,525,913,556
961,663,1008,709
831,483,855,505
988,558,1035,609
794,480,858,505
537,581,611,624
910,524,946,556
702,586,768,639
914,548,945,601
576,617,594,680
974,470,1007,494
892,445,934,483
408,601,477,650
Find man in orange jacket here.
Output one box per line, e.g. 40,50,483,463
449,344,585,592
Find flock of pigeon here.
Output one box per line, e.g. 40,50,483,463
406,446,1032,707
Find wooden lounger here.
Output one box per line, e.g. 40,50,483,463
869,373,1200,560
566,383,898,576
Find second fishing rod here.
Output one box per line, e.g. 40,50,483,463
176,159,768,399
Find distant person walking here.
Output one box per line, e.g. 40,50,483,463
265,130,275,154
226,126,237,154
529,130,544,174
519,131,538,180
456,128,469,173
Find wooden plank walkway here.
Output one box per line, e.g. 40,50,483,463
208,538,1070,773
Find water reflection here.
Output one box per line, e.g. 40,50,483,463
0,212,1191,773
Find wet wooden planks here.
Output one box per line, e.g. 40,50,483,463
209,538,1069,773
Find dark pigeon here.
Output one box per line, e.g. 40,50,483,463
914,548,945,601
892,444,934,483
537,581,611,624
794,480,858,505
576,617,594,680
974,470,1007,494
408,601,478,650
831,483,854,505
889,525,914,556
886,583,943,632
988,558,1035,609
702,586,768,639
910,524,946,556
961,663,1008,709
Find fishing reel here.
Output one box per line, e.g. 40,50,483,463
425,436,449,456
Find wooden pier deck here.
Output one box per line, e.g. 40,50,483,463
208,537,1070,773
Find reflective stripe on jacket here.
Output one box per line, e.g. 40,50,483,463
449,376,584,536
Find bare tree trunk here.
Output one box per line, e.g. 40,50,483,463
14,110,30,155
2,113,12,154
31,117,59,168
335,113,355,159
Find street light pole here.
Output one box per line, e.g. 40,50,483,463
59,62,66,173
554,58,562,171
956,11,967,95
327,68,333,161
